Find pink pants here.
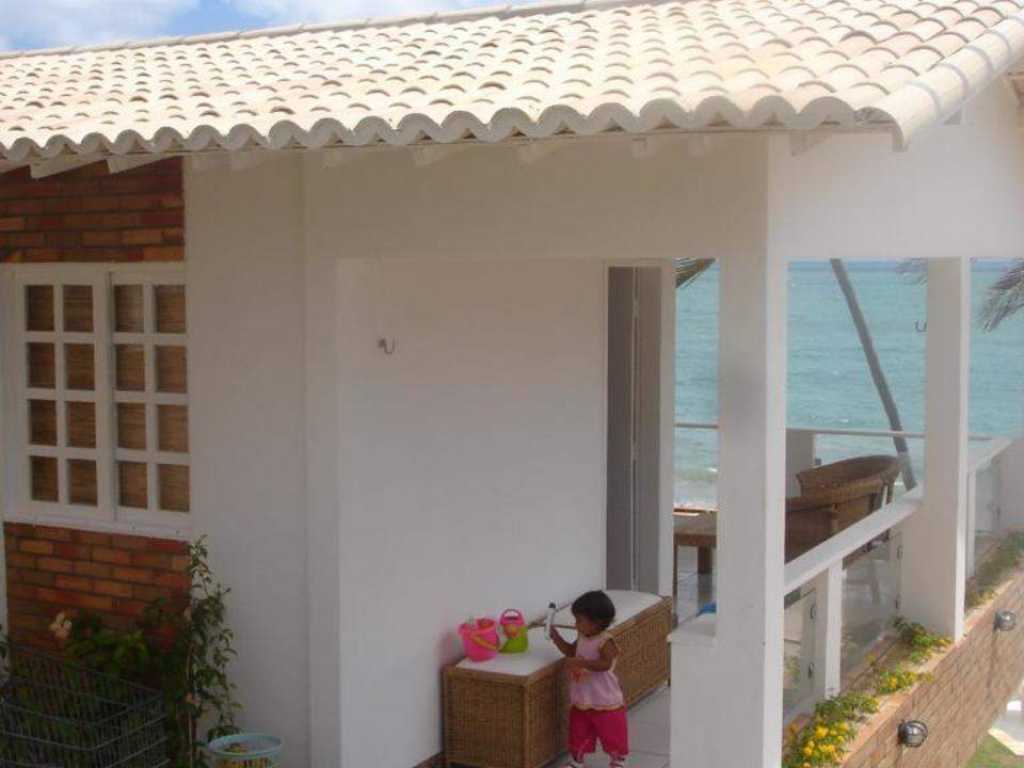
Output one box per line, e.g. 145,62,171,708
569,706,629,762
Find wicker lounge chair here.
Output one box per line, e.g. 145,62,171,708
796,455,902,505
785,455,903,561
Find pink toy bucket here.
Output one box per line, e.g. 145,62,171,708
459,617,500,662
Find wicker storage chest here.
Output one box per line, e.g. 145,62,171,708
443,592,671,768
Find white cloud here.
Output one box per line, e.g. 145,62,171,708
0,0,197,49
229,0,486,24
0,0,524,52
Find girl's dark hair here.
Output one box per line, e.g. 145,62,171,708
571,590,616,631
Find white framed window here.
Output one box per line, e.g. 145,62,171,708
1,264,190,539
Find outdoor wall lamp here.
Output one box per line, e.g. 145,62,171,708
898,720,929,749
995,610,1018,632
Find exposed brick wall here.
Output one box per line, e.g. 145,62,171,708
0,158,188,646
3,522,189,649
842,568,1024,768
0,158,183,263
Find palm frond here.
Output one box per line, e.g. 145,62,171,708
674,258,714,289
980,259,1024,332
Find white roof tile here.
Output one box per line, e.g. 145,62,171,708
2,0,1024,163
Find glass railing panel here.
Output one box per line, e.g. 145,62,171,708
971,457,1002,575
783,587,816,718
840,534,900,680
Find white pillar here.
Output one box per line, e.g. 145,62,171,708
901,257,969,640
811,563,843,699
671,244,788,768
658,260,678,597
786,429,817,497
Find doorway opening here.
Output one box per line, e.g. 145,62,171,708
606,266,668,595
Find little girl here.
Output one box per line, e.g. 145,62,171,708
550,590,628,768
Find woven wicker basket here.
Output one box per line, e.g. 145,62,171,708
443,596,671,768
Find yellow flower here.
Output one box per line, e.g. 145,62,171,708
815,726,829,739
803,743,814,756
838,722,849,733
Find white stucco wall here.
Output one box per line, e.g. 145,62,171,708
304,136,770,264
187,156,312,767
769,83,1024,262
332,257,606,766
178,76,1024,767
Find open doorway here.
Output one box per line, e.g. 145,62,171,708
606,266,669,595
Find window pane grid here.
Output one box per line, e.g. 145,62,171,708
12,269,188,529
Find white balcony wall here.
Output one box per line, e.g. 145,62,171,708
187,137,763,766
179,74,1024,767
768,84,1024,263
187,156,313,767
301,137,765,766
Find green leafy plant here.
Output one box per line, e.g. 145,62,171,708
62,613,151,678
965,533,1024,610
893,617,950,666
61,536,239,767
784,617,951,768
783,691,878,767
873,667,919,695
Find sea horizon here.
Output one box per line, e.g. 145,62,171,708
675,260,1024,505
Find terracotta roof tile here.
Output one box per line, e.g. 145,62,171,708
2,0,1024,163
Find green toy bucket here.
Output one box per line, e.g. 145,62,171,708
499,609,529,654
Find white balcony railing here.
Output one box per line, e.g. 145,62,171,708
673,422,1016,718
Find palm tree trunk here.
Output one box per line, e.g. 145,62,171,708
830,259,918,490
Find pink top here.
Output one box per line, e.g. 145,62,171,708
569,632,624,710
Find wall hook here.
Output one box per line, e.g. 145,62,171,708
914,321,927,333
378,338,397,355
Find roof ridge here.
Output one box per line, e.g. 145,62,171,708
0,0,642,61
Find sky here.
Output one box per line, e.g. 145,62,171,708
0,0,518,52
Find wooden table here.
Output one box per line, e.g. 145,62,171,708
673,507,717,601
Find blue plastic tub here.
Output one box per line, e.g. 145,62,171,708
205,733,283,767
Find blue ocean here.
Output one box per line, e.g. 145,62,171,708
674,262,1024,505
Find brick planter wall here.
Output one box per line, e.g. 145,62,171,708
842,569,1024,768
3,523,189,649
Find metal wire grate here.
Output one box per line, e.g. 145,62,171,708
1,643,168,768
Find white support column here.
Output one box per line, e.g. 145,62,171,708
811,564,843,700
901,257,970,641
671,242,788,768
0,272,9,635
658,260,677,598
786,429,817,497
